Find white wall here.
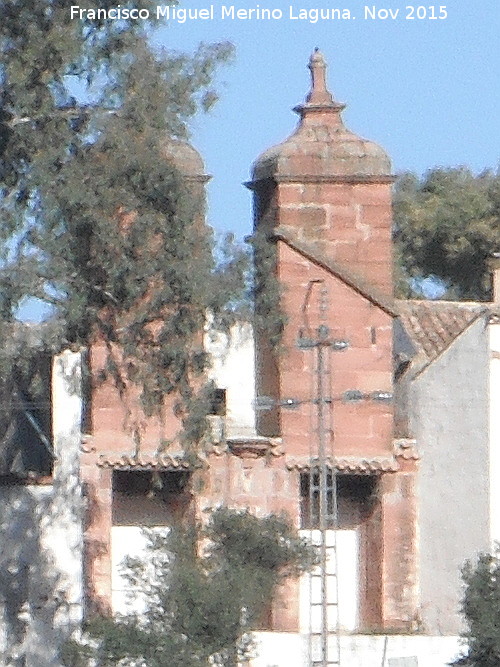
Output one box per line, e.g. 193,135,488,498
489,320,500,545
205,323,256,438
299,529,359,636
249,633,462,667
111,526,146,614
111,524,172,616
409,318,490,634
0,351,83,667
48,351,84,629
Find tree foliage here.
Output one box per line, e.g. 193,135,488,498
0,2,240,442
453,548,500,666
393,167,500,301
61,508,315,667
250,228,286,350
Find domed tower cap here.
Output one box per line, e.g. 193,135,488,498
250,50,392,184
162,139,210,182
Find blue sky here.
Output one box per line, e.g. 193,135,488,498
151,0,499,238
17,1,500,320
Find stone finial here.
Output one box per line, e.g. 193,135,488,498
295,49,345,117
306,48,334,105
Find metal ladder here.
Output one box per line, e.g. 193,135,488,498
308,468,341,667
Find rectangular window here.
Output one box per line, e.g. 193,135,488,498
111,469,192,615
300,471,377,529
0,353,53,482
112,469,190,498
208,387,226,416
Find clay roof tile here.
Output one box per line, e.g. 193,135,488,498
397,300,488,373
97,453,192,470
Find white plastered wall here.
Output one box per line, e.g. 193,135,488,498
489,319,500,545
205,323,256,438
299,529,359,636
0,350,83,667
111,526,148,614
248,633,461,667
48,351,84,629
111,525,171,615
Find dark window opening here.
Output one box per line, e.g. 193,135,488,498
112,470,192,527
300,471,377,529
113,470,190,496
370,326,377,345
208,388,226,416
0,353,53,481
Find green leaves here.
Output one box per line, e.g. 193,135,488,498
208,507,315,575
66,508,314,667
0,1,240,430
455,548,500,666
394,167,500,300
250,228,286,350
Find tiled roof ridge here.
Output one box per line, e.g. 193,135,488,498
286,455,399,474
97,453,191,470
397,299,489,374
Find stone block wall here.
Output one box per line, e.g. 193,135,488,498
275,241,394,459
277,181,393,295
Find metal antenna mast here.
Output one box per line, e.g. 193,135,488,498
257,279,394,667
299,284,345,667
300,287,393,665
258,282,391,666
317,322,340,667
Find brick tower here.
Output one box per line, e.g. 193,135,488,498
81,139,209,614
248,51,418,631
252,48,393,294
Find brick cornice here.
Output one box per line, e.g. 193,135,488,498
96,453,192,470
277,174,396,184
286,455,399,474
286,441,419,475
245,174,396,190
